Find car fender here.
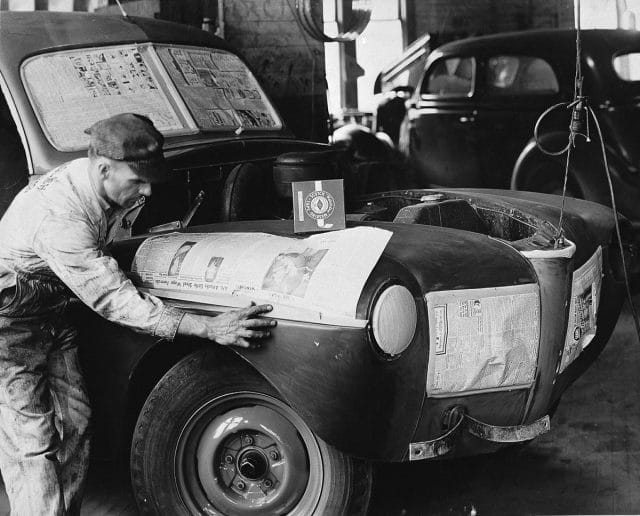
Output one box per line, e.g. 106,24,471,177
77,271,426,463
76,310,274,464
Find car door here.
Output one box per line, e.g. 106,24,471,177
473,54,562,188
406,55,483,187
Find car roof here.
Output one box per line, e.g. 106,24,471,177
0,11,235,65
422,28,640,102
0,11,290,174
433,28,640,57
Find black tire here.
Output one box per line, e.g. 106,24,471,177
518,157,584,199
130,349,372,516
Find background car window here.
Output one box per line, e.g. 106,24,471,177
486,55,559,96
421,57,475,96
613,53,640,81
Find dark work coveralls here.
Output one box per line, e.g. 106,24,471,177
0,158,184,515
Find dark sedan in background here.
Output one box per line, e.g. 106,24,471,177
401,29,640,226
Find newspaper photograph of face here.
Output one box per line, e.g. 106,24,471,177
261,248,329,297
167,241,196,276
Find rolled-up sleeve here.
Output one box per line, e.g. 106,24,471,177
34,214,185,340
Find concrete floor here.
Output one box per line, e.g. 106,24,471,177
0,297,639,515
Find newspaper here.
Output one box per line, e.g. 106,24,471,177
426,284,540,397
155,46,281,130
131,227,392,322
559,247,603,373
23,44,188,150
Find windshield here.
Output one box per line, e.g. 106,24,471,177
21,43,283,151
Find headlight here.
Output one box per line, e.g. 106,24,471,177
371,285,417,356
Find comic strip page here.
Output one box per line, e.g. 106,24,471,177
23,45,188,149
155,46,281,130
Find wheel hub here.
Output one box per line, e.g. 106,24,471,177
179,402,312,515
238,448,269,480
216,431,282,500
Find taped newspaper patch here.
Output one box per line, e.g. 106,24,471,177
426,284,540,397
559,247,603,373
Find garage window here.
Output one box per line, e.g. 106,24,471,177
486,55,559,96
421,57,475,97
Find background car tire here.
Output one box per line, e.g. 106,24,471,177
516,157,584,199
130,349,372,516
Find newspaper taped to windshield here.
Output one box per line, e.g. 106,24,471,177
559,247,603,373
131,227,392,321
426,284,540,397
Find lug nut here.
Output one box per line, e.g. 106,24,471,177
243,435,254,445
224,455,234,464
269,451,279,460
263,479,273,488
236,481,246,490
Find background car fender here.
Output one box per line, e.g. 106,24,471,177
511,133,632,211
511,135,591,198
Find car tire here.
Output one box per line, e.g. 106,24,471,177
517,157,584,199
130,349,372,516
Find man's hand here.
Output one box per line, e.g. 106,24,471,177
177,303,276,349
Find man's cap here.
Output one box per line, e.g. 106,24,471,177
84,113,170,183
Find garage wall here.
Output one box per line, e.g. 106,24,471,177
407,0,575,46
221,0,328,142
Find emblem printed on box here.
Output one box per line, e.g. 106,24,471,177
292,179,346,233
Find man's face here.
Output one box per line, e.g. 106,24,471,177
102,160,152,208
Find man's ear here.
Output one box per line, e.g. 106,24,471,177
97,159,111,179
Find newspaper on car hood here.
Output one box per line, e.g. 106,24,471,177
130,226,392,325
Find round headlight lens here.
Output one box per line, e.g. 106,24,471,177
371,285,417,356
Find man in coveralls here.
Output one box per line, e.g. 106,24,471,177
0,113,276,515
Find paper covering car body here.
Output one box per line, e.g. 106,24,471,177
0,11,633,516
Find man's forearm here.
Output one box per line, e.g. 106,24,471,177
176,312,208,339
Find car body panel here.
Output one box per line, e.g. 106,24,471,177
80,188,624,462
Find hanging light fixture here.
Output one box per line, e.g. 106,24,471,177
295,0,372,43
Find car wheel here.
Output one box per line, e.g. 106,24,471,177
130,349,372,515
518,158,584,199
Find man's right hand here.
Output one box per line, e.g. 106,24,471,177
177,303,276,349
